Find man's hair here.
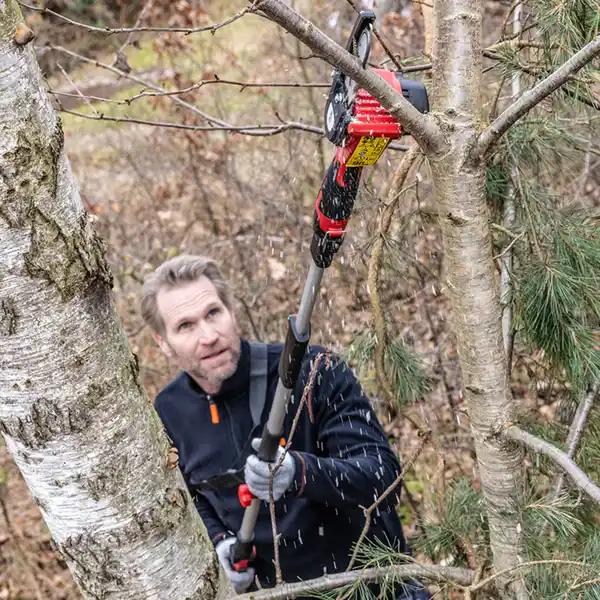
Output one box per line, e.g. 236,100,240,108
141,254,232,335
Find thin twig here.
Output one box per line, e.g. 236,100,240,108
476,33,600,156
19,0,252,35
501,425,600,504
493,232,525,260
56,62,99,116
347,431,430,571
117,0,155,55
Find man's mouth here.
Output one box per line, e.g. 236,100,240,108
202,348,228,362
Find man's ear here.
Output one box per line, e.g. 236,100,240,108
153,332,173,358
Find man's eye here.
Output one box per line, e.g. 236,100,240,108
208,308,221,318
178,322,190,331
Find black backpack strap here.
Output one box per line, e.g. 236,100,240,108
248,341,269,429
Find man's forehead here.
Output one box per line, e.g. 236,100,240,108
157,277,220,316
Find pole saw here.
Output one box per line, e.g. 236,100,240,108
230,10,430,573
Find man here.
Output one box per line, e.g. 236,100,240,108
141,254,430,599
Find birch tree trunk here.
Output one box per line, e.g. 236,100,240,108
0,2,230,598
428,0,527,596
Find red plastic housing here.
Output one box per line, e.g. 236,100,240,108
347,69,403,139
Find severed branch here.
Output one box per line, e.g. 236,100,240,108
250,0,445,153
236,564,475,600
476,33,600,157
501,425,600,504
267,353,330,583
19,0,251,35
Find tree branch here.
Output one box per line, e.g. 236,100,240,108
237,564,474,600
501,425,600,504
250,0,445,153
550,384,598,501
476,34,600,156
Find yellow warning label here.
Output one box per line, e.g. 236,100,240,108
346,136,391,167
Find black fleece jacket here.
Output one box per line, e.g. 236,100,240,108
154,339,408,591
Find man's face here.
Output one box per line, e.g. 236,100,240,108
153,276,241,392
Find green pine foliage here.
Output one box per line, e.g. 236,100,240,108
413,478,489,568
344,329,432,408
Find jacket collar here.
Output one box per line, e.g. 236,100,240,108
184,339,250,401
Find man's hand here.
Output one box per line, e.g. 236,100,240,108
245,438,296,501
215,536,255,594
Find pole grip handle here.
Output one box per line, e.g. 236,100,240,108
230,537,256,573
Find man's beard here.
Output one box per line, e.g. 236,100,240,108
188,345,241,385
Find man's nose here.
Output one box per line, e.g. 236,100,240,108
196,324,219,346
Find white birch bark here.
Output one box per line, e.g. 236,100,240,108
0,2,230,598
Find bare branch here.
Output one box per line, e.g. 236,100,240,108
236,564,474,600
44,44,232,127
19,0,251,35
53,107,325,136
476,34,600,156
501,425,600,504
251,0,445,153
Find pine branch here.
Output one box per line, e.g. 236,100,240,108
476,34,600,156
251,0,445,153
550,384,598,501
501,425,600,504
236,564,475,600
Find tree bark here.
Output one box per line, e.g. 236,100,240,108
428,0,527,597
0,1,229,598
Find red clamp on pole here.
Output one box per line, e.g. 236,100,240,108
238,483,256,508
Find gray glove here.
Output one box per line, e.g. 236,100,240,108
215,536,255,594
244,438,296,501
